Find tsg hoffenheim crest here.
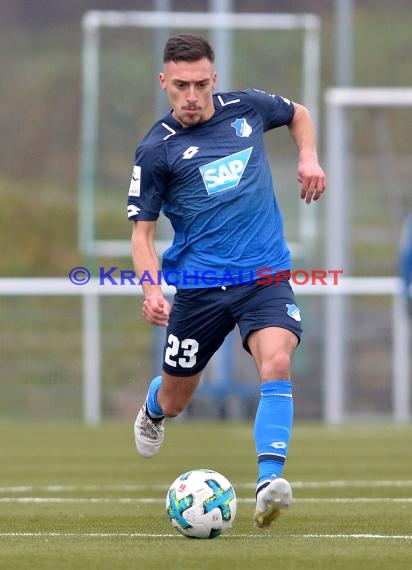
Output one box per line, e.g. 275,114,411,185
231,118,252,138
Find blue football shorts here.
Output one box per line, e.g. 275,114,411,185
162,278,303,377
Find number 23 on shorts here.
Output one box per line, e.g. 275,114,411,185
164,334,199,368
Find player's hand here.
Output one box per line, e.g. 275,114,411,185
298,159,326,204
142,293,171,327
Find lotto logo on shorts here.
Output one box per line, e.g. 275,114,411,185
199,147,253,194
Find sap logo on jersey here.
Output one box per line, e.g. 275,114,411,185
199,147,253,194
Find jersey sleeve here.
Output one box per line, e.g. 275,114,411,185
243,88,295,131
127,142,168,222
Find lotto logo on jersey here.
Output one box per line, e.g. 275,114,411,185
199,147,253,194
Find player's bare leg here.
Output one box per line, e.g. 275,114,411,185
134,372,201,458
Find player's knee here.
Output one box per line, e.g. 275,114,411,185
261,352,292,379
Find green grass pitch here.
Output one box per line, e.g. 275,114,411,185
0,422,411,570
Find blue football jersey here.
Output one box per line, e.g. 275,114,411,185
127,88,295,289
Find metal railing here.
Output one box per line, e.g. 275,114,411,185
0,277,409,425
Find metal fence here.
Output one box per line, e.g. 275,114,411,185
0,277,409,425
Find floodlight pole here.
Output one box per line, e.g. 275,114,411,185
154,0,172,117
79,14,100,263
335,0,353,88
209,0,234,92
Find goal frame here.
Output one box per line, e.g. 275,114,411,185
324,87,412,424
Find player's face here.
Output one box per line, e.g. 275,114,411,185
159,58,217,127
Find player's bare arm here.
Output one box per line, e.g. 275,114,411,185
288,102,326,204
131,220,170,326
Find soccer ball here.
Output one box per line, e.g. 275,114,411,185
166,469,237,539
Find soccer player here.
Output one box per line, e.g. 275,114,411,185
127,34,326,528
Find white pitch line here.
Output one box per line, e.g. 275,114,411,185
1,497,412,504
291,480,412,489
0,498,160,504
294,534,412,540
0,484,182,493
1,480,412,493
0,532,411,540
297,498,412,504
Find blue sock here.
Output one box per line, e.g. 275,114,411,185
146,376,164,419
254,380,293,488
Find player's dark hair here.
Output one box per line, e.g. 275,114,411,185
163,34,215,64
